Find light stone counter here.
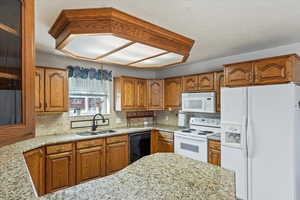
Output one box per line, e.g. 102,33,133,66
0,125,235,200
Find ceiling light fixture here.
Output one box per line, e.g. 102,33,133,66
49,8,195,68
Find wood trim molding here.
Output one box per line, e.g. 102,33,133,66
49,8,194,69
95,41,135,59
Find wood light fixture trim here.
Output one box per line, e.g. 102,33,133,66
49,8,195,68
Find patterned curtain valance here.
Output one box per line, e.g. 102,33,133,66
67,65,112,81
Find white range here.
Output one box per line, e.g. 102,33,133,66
174,117,220,162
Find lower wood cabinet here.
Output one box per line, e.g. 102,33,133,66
151,130,174,153
45,143,75,193
24,148,45,196
106,135,129,175
76,139,106,184
208,139,221,166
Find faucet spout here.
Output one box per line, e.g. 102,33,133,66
91,113,106,131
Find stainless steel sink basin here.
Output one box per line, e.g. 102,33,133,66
77,130,116,136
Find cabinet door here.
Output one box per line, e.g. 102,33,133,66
76,146,105,184
135,79,148,110
183,75,198,92
208,148,221,166
46,151,75,193
106,141,128,175
0,0,35,147
214,71,224,112
24,148,45,196
254,56,293,85
157,139,174,153
35,67,45,112
121,77,136,110
148,80,164,110
224,62,254,87
164,77,182,110
198,73,214,91
45,68,68,112
150,129,158,154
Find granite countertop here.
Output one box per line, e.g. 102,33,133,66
0,124,235,200
207,133,221,141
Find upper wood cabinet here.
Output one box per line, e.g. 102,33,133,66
24,148,45,196
135,79,148,110
76,138,106,184
224,54,300,87
254,55,296,84
45,68,68,112
164,77,182,110
35,67,68,113
0,0,35,147
183,75,198,92
45,143,75,193
183,73,214,92
147,79,164,110
198,73,214,91
106,135,129,175
224,62,254,87
214,71,224,113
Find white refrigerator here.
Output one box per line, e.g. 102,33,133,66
221,83,300,200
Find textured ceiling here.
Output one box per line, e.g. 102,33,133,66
36,0,300,67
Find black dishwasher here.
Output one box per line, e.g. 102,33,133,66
129,131,151,163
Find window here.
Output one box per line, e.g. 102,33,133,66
68,66,112,116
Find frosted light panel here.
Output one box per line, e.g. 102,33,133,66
100,43,166,64
64,35,131,59
132,53,184,67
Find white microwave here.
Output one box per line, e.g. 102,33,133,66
181,92,216,113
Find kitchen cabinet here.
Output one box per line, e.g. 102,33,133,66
24,148,45,196
0,0,35,147
164,77,182,110
44,68,68,112
208,139,221,166
148,79,164,110
135,79,148,110
224,54,300,87
254,55,296,84
198,73,214,91
76,138,106,184
151,130,174,153
183,75,198,92
224,62,254,87
35,67,68,113
105,135,129,175
214,71,224,112
45,143,75,193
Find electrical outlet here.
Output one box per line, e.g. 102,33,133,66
116,118,122,124
165,116,169,121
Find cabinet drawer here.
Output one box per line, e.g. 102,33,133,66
106,135,128,144
46,143,73,155
208,140,221,151
76,138,104,149
158,131,173,141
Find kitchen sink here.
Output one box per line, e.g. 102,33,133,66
77,130,116,136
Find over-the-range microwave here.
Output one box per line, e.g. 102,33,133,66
181,92,216,113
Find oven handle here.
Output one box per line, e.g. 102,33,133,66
174,134,207,142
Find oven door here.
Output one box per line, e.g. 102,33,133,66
182,96,205,112
174,133,208,162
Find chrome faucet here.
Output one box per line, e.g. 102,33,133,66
91,113,106,131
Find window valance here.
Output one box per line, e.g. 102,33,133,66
67,65,112,81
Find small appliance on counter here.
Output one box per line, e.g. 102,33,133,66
181,92,216,113
178,111,188,127
174,117,220,163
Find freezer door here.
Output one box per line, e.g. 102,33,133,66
221,145,248,200
221,87,247,124
247,84,295,200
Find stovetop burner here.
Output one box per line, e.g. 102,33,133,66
181,129,196,133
